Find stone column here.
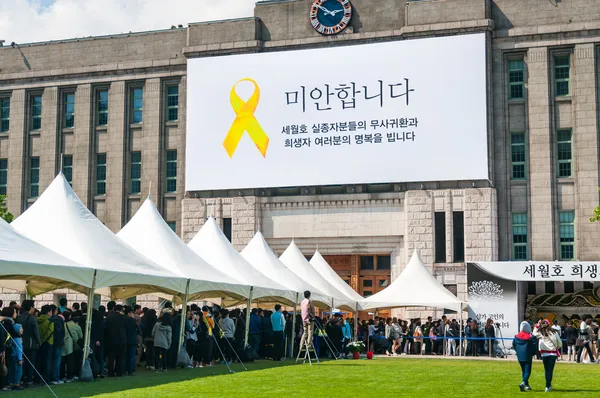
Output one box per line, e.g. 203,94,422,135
573,44,600,260
181,197,207,243
527,47,555,260
39,87,59,191
6,89,26,215
445,190,454,263
73,84,92,207
464,188,498,262
141,78,161,204
105,81,126,232
404,190,434,265
232,196,259,251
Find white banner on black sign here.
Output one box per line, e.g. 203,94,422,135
471,261,600,282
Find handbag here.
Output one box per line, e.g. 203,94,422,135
66,324,82,353
575,338,585,347
0,355,7,377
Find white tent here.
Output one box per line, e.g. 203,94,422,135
117,198,251,300
309,250,365,303
187,217,294,305
11,174,187,297
360,250,463,311
0,217,95,296
240,232,331,308
279,241,358,311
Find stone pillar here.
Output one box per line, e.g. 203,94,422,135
105,81,126,232
181,197,207,243
72,84,92,207
39,87,59,191
464,188,498,262
141,78,161,204
404,190,434,265
573,44,600,260
6,89,26,215
527,47,555,260
445,190,454,263
232,196,259,251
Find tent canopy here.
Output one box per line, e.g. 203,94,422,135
0,217,96,296
309,250,365,304
240,232,331,308
117,198,251,300
279,241,358,311
10,174,187,297
187,217,294,305
360,250,463,311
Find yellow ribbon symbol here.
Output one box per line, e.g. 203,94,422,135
223,78,269,158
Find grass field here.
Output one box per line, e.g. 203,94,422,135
12,358,599,398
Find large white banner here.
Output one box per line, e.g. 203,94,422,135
472,261,600,281
186,33,488,191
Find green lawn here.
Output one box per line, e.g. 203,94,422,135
12,358,598,398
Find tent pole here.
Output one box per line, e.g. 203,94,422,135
290,292,298,359
459,303,463,357
244,286,254,348
82,270,97,370
354,303,359,342
178,279,190,355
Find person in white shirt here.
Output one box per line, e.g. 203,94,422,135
533,319,562,393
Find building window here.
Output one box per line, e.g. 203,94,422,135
583,282,593,290
554,56,570,96
63,93,75,128
512,213,528,260
223,217,232,242
508,59,524,100
130,151,141,194
360,256,374,270
444,284,458,297
564,281,574,294
167,221,176,233
363,291,373,297
527,281,536,295
166,150,177,193
559,211,575,260
30,95,42,130
131,88,143,124
378,279,389,288
62,155,73,186
344,279,351,285
0,158,7,195
29,157,39,198
96,153,106,195
363,280,373,288
434,212,446,263
96,90,108,126
453,211,465,263
0,98,9,132
376,255,391,270
557,129,572,178
511,132,526,180
545,281,555,294
166,85,179,122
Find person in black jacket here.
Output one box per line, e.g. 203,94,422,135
565,321,578,362
124,308,139,376
106,303,127,377
0,308,7,391
142,310,157,369
16,300,40,386
49,306,65,384
91,307,106,378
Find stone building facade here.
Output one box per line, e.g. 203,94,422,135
1,0,600,314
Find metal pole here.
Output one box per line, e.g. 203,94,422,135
243,286,254,348
82,270,97,369
178,279,190,355
290,292,298,359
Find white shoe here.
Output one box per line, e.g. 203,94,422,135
545,387,552,392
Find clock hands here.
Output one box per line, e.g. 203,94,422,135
316,4,333,16
329,9,344,16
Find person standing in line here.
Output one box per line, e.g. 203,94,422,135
248,309,262,359
36,305,54,384
9,323,24,390
16,301,40,387
270,305,285,361
218,310,235,365
49,306,65,385
341,317,352,359
565,321,578,362
299,291,315,350
106,303,127,377
124,308,139,376
513,321,536,392
533,319,562,393
152,312,172,372
62,311,82,383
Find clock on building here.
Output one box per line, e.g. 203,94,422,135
310,0,353,36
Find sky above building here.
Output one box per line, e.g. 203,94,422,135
0,0,256,44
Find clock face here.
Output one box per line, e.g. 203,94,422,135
310,0,353,36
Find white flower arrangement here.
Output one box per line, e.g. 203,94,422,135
347,341,365,353
468,280,504,300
